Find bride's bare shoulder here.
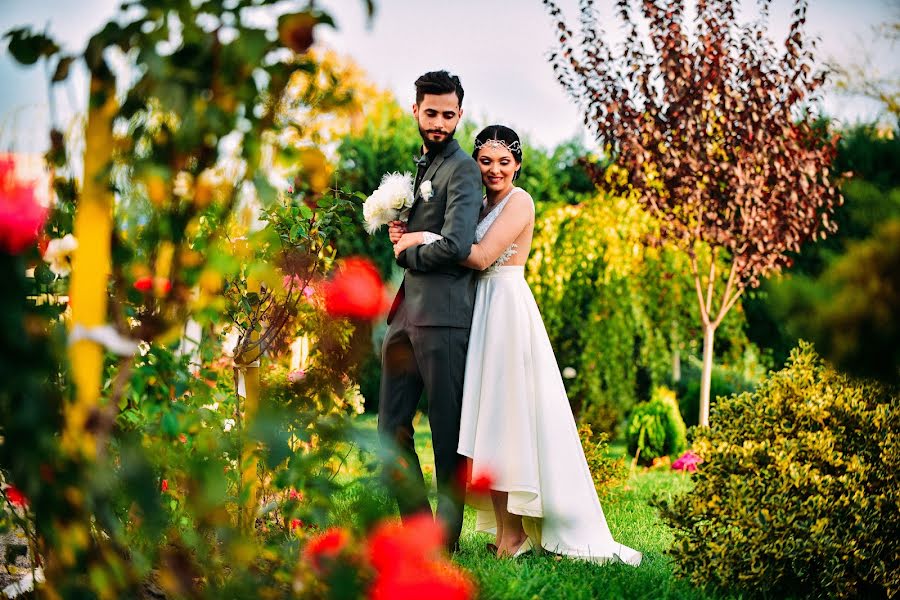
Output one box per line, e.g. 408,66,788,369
508,188,536,214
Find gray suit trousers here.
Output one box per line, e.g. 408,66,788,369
378,300,469,550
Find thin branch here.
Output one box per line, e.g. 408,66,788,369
689,253,711,325
712,259,740,326
705,247,718,311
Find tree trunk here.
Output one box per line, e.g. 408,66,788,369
671,320,681,383
699,323,716,427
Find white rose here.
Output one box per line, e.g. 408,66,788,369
43,234,79,277
562,367,577,379
389,192,407,210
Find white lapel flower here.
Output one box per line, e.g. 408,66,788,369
419,180,433,202
43,233,78,277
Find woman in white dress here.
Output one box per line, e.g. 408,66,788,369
392,125,641,565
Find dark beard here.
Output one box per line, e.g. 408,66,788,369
419,125,456,153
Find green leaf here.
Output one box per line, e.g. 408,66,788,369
253,175,277,207
299,204,313,220
52,55,75,82
5,28,60,65
161,411,180,437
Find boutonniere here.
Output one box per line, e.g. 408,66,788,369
419,180,433,202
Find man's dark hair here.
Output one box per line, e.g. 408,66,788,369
414,70,464,106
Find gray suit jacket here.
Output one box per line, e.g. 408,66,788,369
391,139,483,327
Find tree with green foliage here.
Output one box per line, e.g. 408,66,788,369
527,174,755,432
544,0,842,426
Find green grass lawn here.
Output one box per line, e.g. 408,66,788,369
334,415,730,600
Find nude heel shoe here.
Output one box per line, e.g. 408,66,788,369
513,537,534,558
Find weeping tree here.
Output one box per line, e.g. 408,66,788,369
544,0,842,425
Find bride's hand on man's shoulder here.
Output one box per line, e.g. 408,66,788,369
393,231,424,257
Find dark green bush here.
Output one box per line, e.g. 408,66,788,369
656,342,900,599
625,386,687,464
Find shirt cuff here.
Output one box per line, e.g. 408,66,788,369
421,231,444,245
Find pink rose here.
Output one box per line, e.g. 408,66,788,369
288,369,306,383
0,155,47,255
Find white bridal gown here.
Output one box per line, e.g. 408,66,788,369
449,187,641,565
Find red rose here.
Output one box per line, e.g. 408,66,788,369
366,513,444,576
134,276,154,292
4,484,28,508
366,515,474,600
0,155,47,255
323,257,388,320
302,527,350,573
161,479,169,492
134,276,171,295
468,471,495,495
290,518,303,531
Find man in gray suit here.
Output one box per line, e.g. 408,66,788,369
380,70,483,552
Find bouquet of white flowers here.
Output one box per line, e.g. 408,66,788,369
362,172,415,234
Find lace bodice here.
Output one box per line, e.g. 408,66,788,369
417,185,531,272
477,187,520,271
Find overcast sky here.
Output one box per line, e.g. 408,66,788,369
1,0,897,153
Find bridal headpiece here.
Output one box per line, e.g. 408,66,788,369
474,138,522,154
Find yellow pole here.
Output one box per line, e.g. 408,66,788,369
64,74,117,459
239,275,261,532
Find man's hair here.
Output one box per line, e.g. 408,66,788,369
414,70,464,106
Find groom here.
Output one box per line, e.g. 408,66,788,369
379,70,483,552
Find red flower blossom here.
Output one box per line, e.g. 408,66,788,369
134,276,154,292
290,518,303,531
161,479,169,492
366,514,444,576
456,460,494,495
289,488,303,502
369,565,475,600
134,276,172,295
4,485,28,508
302,527,350,573
323,257,388,320
366,515,474,600
0,155,47,255
468,472,495,495
179,433,188,444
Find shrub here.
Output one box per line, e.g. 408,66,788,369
578,424,627,497
625,386,688,465
656,342,900,599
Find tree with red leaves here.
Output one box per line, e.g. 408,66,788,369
544,0,842,425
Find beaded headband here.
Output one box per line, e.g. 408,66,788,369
474,138,522,154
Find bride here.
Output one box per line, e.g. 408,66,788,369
392,124,641,564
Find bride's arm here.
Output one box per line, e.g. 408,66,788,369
460,193,533,270
393,192,534,271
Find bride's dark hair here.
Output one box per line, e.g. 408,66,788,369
473,125,523,179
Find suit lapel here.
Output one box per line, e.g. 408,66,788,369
408,140,457,224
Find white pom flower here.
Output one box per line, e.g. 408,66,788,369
562,367,577,379
419,180,433,201
362,171,414,234
43,234,78,277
